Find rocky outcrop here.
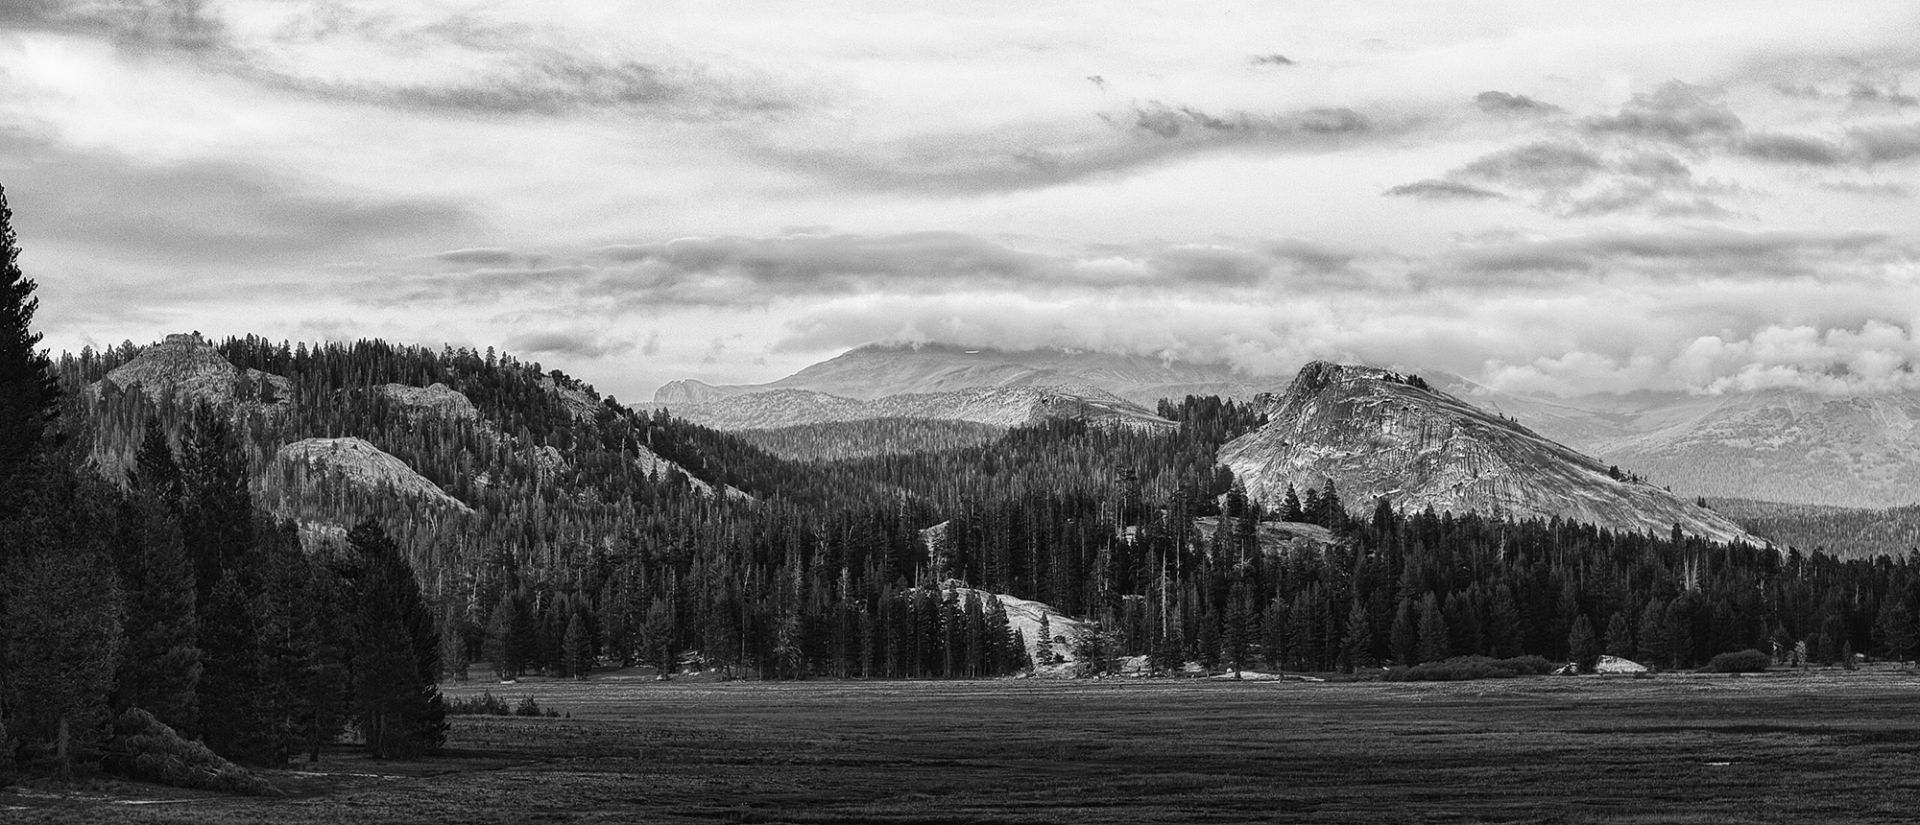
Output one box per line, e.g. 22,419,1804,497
378,382,479,422
91,332,291,408
273,437,471,515
1219,362,1762,546
539,376,602,420
654,379,734,405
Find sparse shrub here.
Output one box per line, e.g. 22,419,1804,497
515,696,544,717
447,691,511,716
104,709,278,796
1701,649,1771,673
1383,655,1555,682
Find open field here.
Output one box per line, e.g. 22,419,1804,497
8,668,1920,824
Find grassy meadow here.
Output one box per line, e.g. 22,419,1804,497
6,667,1920,824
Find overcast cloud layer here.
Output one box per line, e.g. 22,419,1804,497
4,1,1919,400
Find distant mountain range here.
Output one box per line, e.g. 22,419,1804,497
1436,376,1920,509
657,341,1919,512
656,342,1274,408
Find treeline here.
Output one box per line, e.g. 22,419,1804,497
733,418,1005,462
1708,498,1920,561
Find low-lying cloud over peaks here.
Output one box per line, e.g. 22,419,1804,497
312,225,1920,399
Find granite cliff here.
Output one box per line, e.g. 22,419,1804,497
1219,362,1762,546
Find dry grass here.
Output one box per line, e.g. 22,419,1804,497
9,666,1920,824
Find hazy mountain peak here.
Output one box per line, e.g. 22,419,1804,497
654,340,1276,407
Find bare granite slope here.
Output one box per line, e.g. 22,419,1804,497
1219,362,1763,546
273,437,473,515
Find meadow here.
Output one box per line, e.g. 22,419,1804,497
7,668,1920,824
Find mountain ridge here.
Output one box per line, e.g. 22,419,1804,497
654,342,1276,407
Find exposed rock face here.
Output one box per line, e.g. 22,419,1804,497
654,379,733,405
539,376,602,420
1219,362,1761,546
663,386,1174,432
92,332,291,408
652,342,1274,407
378,382,479,421
273,437,472,515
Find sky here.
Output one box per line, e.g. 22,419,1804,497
3,1,1919,401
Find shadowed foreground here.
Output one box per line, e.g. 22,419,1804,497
8,669,1920,824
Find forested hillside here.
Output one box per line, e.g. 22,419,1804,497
1711,498,1920,560
734,418,1005,462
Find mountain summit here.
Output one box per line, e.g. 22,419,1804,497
654,342,1271,407
1219,362,1761,545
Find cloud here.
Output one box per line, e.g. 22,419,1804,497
772,101,1422,194
1457,142,1606,190
0,127,472,266
1492,321,1920,397
1446,228,1892,283
1384,179,1505,200
1396,131,1747,218
1846,121,1920,163
0,0,221,51
235,51,794,120
1582,82,1743,148
1474,91,1561,116
1848,81,1918,109
2,0,797,121
506,329,635,359
1820,180,1913,197
1738,132,1848,165
432,247,520,265
1129,102,1370,141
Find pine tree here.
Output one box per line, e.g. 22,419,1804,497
200,569,274,764
641,596,677,677
346,519,447,759
483,588,526,679
1603,612,1634,660
564,607,593,680
181,408,255,609
1341,599,1376,671
1873,598,1917,662
1390,596,1418,665
3,544,123,777
112,488,202,735
1280,485,1304,523
1416,593,1450,664
1568,615,1600,673
1636,599,1668,669
0,183,57,498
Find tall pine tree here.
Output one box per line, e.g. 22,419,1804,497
347,519,447,759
